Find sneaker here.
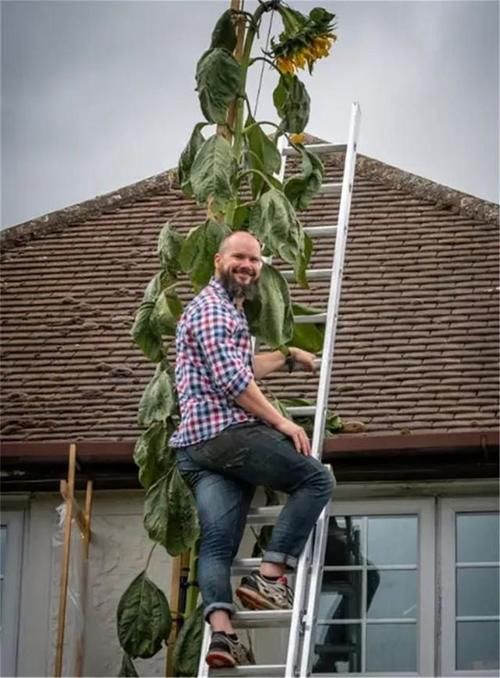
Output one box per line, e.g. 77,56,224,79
236,571,294,610
205,631,255,668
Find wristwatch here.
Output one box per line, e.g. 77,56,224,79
280,347,295,373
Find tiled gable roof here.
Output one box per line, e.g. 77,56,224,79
1,151,498,441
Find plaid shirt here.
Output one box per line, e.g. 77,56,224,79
170,277,255,448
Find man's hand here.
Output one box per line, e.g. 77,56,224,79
276,418,312,456
289,347,317,373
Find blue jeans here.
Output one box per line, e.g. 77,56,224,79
175,421,335,620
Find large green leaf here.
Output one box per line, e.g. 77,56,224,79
273,74,310,133
131,302,163,363
137,363,176,427
118,653,138,677
177,123,206,196
133,420,176,490
284,145,325,210
210,9,237,51
249,188,302,266
150,284,183,336
172,606,204,677
294,231,313,289
144,468,200,555
190,135,236,211
157,223,184,277
179,220,230,288
244,118,282,198
290,302,325,353
116,571,171,659
244,263,294,347
196,48,241,124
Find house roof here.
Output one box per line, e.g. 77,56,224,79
1,149,498,445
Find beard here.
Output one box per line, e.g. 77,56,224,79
219,267,258,301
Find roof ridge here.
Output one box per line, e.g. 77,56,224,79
2,150,498,252
345,154,498,225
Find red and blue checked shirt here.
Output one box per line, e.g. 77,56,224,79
170,277,256,448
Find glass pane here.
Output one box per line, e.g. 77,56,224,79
312,623,361,674
456,621,499,671
366,623,417,672
367,516,417,566
0,526,6,575
457,513,499,563
319,570,362,621
367,570,417,619
324,516,364,567
457,567,499,617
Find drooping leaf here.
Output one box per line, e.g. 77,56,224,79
134,420,176,490
290,302,325,353
294,231,313,289
190,135,236,211
179,220,231,288
150,284,183,336
249,188,302,266
177,123,206,196
172,606,204,677
244,117,282,198
144,468,200,555
137,363,176,427
244,263,294,347
284,145,325,210
116,571,171,659
210,9,237,52
118,653,138,677
195,48,241,124
273,74,310,133
157,222,184,277
131,302,163,363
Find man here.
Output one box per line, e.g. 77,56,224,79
170,231,334,669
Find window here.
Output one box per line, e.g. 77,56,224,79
0,510,24,677
312,498,434,676
440,497,499,677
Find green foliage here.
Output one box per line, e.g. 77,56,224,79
244,117,282,198
273,73,310,133
210,9,237,52
190,135,237,211
284,144,325,210
172,606,204,677
179,220,231,289
195,48,241,124
150,284,183,337
157,222,185,277
290,303,325,352
116,572,172,658
177,124,206,196
130,272,171,363
118,654,138,677
144,468,200,556
245,263,294,347
133,420,176,490
137,363,176,428
279,397,344,436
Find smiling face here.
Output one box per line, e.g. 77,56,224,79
214,231,263,300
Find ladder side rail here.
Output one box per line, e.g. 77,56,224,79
310,102,361,461
284,533,313,676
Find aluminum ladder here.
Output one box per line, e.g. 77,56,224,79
198,101,361,677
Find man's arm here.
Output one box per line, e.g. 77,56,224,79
253,347,317,380
235,380,311,455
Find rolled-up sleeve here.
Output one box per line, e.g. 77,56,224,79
191,304,253,398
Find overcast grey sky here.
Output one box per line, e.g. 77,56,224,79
1,0,498,229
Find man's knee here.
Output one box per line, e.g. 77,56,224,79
316,464,335,503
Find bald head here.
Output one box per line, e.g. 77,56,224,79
217,230,261,256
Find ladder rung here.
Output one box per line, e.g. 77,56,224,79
231,557,261,574
233,610,292,628
246,506,281,525
283,143,347,156
282,268,332,281
303,225,337,237
287,406,316,417
293,313,326,324
318,182,342,195
210,665,286,677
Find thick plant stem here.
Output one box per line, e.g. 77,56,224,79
184,541,200,618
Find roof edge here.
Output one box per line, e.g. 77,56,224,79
349,154,499,225
1,168,176,252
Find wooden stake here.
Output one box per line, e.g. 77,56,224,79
74,480,93,676
54,443,76,677
165,550,190,677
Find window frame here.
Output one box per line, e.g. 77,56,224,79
1,509,25,677
317,497,436,677
439,496,499,677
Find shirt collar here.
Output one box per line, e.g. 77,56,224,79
208,276,233,303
